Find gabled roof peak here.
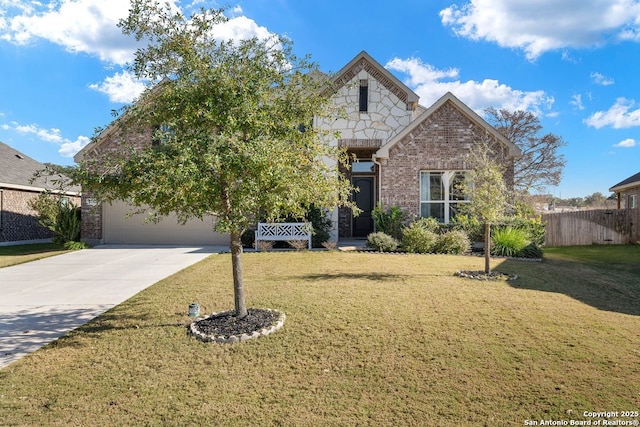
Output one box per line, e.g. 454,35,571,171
331,51,419,107
376,92,521,159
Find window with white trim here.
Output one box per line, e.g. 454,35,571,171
420,171,469,223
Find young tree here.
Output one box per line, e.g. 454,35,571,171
75,1,354,318
485,107,566,193
463,137,512,274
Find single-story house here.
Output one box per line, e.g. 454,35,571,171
0,141,80,245
75,51,520,245
609,171,640,242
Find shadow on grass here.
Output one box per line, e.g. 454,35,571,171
300,272,406,282
498,257,640,316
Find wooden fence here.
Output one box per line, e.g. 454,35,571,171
542,209,632,246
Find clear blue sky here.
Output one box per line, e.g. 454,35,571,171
1,0,640,198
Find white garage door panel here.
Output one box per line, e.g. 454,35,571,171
104,201,229,245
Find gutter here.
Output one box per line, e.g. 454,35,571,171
0,182,81,196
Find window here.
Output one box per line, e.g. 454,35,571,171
630,194,638,209
352,161,374,173
420,171,469,223
359,80,368,112
152,123,174,146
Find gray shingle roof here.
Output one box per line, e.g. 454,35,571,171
0,141,79,192
610,171,640,192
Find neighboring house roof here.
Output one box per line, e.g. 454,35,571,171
376,92,522,159
0,141,79,194
610,171,640,193
331,50,420,109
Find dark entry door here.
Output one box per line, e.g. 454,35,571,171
353,177,375,237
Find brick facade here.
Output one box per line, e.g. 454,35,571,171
0,188,81,244
324,52,520,238
78,124,152,244
379,101,514,218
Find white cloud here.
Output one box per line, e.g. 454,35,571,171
1,1,276,66
613,138,637,148
590,71,615,86
1,0,139,65
440,0,640,60
89,71,147,104
585,98,640,129
385,57,554,115
570,94,584,110
59,135,91,157
6,121,90,157
212,16,274,42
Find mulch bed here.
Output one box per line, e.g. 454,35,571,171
190,308,283,343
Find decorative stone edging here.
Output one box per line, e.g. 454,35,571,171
455,270,519,281
189,309,286,344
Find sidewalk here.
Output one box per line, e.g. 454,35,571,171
0,245,223,369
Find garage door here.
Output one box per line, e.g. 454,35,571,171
103,201,229,245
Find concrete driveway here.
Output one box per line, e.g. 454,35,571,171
0,244,224,369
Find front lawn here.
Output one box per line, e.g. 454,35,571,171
0,249,638,425
0,243,68,268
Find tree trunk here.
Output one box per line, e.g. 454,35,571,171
484,222,491,274
230,231,248,319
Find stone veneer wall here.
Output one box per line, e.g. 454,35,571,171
379,101,515,218
318,69,414,145
79,125,152,244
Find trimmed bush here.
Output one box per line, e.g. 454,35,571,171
366,232,399,252
450,215,483,242
372,204,406,240
491,227,530,257
435,230,471,255
401,221,438,254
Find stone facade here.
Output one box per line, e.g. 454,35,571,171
322,51,520,238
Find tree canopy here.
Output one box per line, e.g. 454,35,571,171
463,137,512,274
75,0,354,318
485,107,566,194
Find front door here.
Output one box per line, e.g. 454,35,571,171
353,176,375,237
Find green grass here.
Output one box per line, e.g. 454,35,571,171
0,249,639,425
0,243,68,268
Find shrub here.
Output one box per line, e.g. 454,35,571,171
435,230,471,255
241,227,256,248
64,241,90,250
29,193,80,244
401,221,438,254
507,216,546,246
372,204,406,240
304,205,332,248
366,232,399,252
450,215,483,242
286,240,309,251
491,227,530,257
517,242,543,259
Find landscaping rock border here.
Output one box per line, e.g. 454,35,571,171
455,270,518,281
189,308,286,344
